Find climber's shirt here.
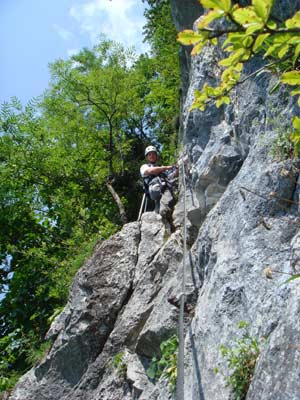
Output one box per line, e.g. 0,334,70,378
140,163,156,178
140,163,175,202
140,163,159,200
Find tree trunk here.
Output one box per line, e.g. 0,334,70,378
106,182,127,224
108,122,113,176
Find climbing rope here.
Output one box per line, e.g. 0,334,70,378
138,193,147,221
176,160,187,400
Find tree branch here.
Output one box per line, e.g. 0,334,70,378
106,181,127,224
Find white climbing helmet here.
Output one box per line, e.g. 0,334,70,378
145,145,158,157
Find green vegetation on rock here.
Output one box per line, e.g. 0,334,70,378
147,334,178,393
215,321,261,400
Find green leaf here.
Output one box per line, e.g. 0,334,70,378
219,48,248,67
220,0,232,12
232,6,263,26
191,40,207,56
273,33,293,44
290,130,300,145
201,0,220,8
223,33,246,49
237,321,249,330
245,23,265,35
281,274,300,284
201,0,231,12
281,71,300,86
286,11,300,29
197,9,225,29
235,62,243,71
291,87,300,96
263,43,282,57
278,44,290,58
293,43,300,66
287,36,300,45
253,33,270,52
216,96,230,107
147,362,157,379
242,36,253,48
293,116,300,130
177,30,203,45
290,131,300,157
224,45,234,52
267,19,277,29
253,0,273,22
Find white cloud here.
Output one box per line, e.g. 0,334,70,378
53,24,73,40
67,48,80,57
69,0,149,53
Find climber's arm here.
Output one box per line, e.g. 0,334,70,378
142,165,173,176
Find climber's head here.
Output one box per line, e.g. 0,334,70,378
145,145,158,163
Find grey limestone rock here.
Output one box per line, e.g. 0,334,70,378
10,222,141,400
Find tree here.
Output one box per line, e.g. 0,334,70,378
46,40,141,222
142,0,181,163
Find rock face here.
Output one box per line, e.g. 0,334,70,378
10,214,199,400
169,0,202,100
9,1,300,400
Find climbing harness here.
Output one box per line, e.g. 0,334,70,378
176,160,187,400
138,166,178,219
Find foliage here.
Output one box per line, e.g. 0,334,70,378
143,0,180,164
265,110,295,159
216,321,260,400
0,328,51,392
112,351,127,380
177,0,300,154
25,337,52,366
147,335,178,393
270,126,294,160
0,372,20,393
290,116,300,157
0,74,132,389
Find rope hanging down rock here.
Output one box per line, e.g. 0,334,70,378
176,160,187,400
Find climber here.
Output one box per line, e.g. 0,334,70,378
140,145,178,215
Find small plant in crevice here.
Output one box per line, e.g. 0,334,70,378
147,335,178,393
112,352,127,380
270,129,294,160
214,321,260,400
25,338,53,366
262,110,295,160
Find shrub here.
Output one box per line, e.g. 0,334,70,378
216,321,260,400
112,351,127,380
147,335,178,392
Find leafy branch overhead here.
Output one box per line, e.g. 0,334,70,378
177,0,300,154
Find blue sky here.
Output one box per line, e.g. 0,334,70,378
0,0,147,105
